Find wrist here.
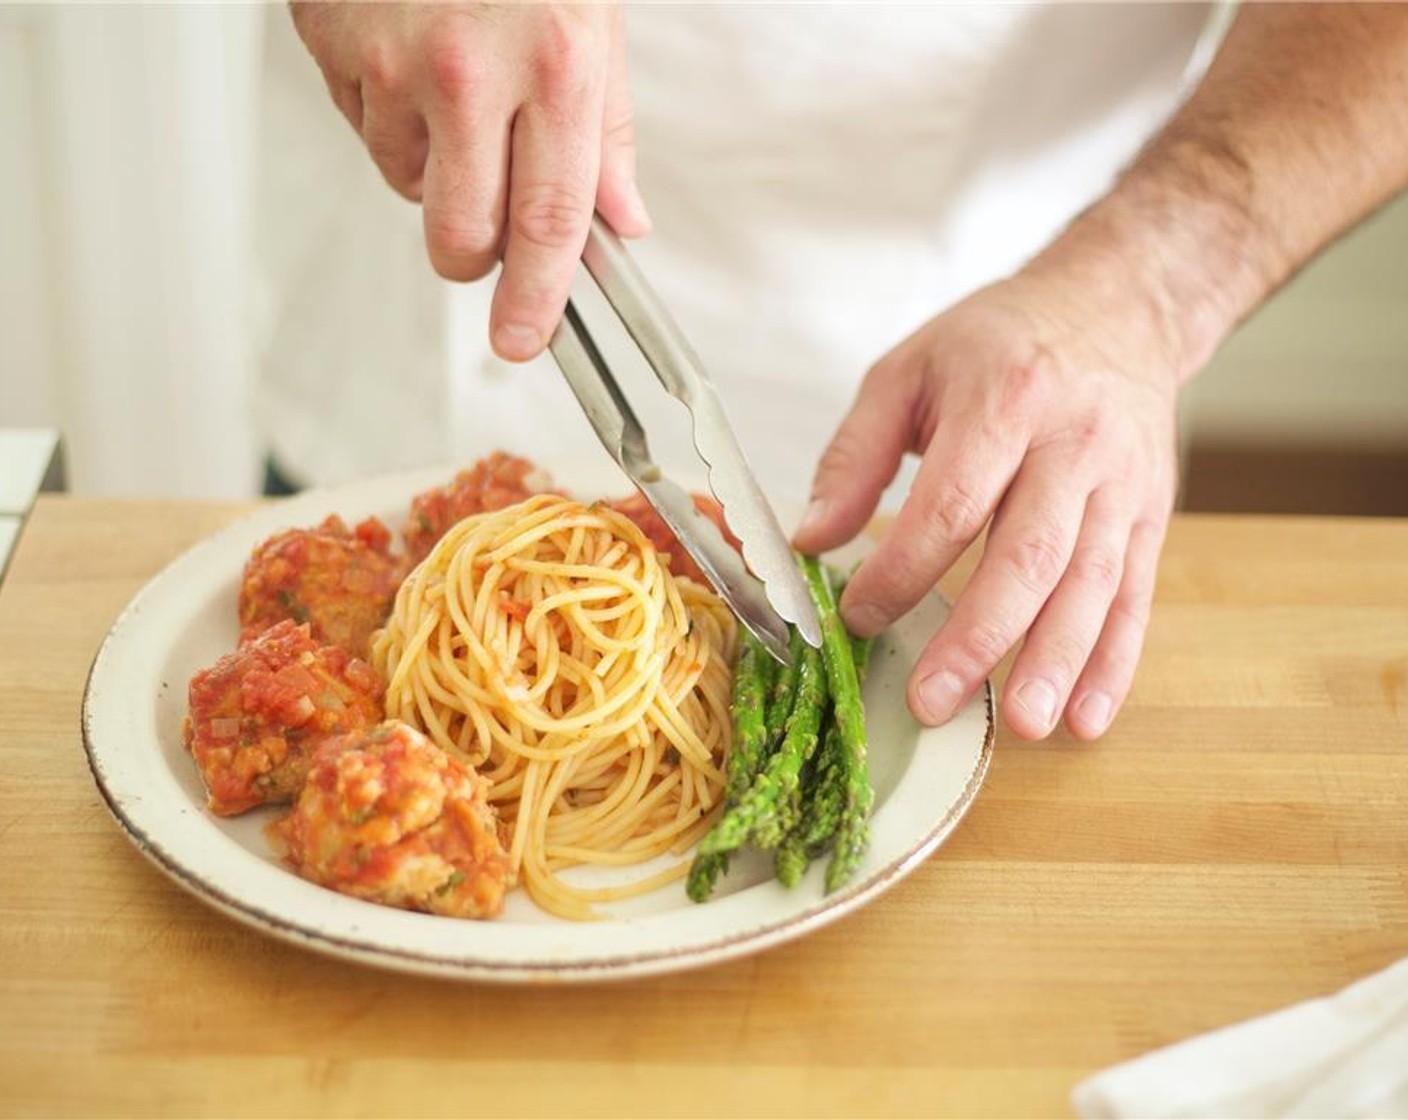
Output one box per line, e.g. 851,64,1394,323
1021,133,1277,387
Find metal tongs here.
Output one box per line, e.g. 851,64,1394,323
548,215,823,664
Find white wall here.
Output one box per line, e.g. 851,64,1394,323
0,5,264,498
1187,192,1408,448
0,10,59,427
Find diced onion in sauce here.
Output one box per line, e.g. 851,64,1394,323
209,717,241,740
274,662,320,695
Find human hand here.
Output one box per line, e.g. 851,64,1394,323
792,268,1182,741
290,1,649,360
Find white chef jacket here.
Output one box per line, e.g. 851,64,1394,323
254,3,1216,509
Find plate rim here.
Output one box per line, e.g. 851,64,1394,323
79,471,996,983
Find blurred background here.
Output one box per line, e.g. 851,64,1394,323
2,4,1406,511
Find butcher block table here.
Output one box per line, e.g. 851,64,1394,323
2,496,1406,1118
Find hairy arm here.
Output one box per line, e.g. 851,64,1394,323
797,3,1408,738
1050,2,1408,382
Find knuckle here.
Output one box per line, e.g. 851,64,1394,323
956,618,1012,671
1034,630,1089,685
428,252,493,284
424,36,482,99
359,41,402,94
1107,589,1153,635
602,109,636,151
530,15,588,97
998,343,1058,418
512,183,591,250
374,160,422,200
921,479,988,546
1069,410,1113,460
387,174,424,203
360,122,398,160
425,216,499,279
1068,543,1123,595
1004,525,1068,595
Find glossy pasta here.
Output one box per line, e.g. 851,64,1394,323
370,494,736,919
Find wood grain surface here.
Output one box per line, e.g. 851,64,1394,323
1,497,1405,1118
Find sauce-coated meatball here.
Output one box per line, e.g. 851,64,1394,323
269,721,513,920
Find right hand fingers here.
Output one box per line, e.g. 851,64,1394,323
362,85,430,202
420,37,512,284
1061,504,1168,741
593,5,650,238
839,409,1026,639
294,4,436,205
906,451,1093,731
489,25,609,361
295,4,634,344
791,354,923,556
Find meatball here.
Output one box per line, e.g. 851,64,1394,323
268,721,513,920
403,452,554,564
609,492,739,585
184,619,385,816
239,514,404,657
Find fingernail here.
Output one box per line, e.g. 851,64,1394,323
1077,691,1113,736
1014,679,1058,733
494,323,541,360
917,669,965,724
794,498,828,541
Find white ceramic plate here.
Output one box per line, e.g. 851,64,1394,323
82,463,993,982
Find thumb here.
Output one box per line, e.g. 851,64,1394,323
792,358,920,554
595,7,650,237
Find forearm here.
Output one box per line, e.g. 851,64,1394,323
1026,2,1408,384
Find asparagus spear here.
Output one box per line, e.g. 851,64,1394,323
777,631,874,886
696,638,827,857
773,715,829,888
750,652,828,849
774,824,810,887
798,554,873,893
764,627,805,744
724,632,775,804
799,634,873,845
686,849,729,903
688,630,775,902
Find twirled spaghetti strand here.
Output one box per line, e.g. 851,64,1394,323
370,495,736,919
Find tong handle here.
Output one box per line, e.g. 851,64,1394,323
548,297,794,664
580,215,699,404
551,301,649,470
574,216,824,650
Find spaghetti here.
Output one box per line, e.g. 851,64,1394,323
369,494,736,919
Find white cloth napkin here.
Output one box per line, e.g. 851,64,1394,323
1072,955,1408,1118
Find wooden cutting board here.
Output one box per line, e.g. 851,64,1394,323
1,497,1404,1117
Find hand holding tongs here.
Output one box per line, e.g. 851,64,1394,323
548,215,822,664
